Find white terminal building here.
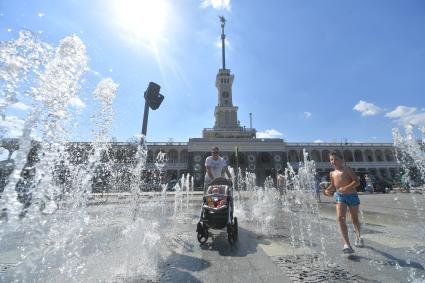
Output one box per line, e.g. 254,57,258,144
143,18,401,189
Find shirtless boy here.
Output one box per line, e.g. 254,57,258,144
325,151,363,254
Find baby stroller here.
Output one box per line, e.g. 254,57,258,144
196,177,238,245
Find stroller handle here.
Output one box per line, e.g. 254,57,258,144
208,177,233,186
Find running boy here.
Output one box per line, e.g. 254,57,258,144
325,151,363,254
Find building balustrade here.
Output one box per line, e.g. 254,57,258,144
287,142,393,147
144,162,188,169
288,161,399,169
203,127,256,132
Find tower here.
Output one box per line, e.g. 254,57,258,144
202,16,256,139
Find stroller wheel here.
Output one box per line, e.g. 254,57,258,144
197,222,209,244
197,229,209,244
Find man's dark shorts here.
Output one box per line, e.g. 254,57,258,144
335,192,360,207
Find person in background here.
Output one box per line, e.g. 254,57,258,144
276,169,286,198
364,174,374,193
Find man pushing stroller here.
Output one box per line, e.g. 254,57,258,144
204,146,232,193
196,146,238,245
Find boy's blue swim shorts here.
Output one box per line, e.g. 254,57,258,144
335,192,360,207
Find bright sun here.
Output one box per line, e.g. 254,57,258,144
109,0,169,45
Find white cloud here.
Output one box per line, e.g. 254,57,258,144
385,106,417,118
11,102,31,111
0,116,25,138
200,0,231,11
303,111,312,119
68,97,86,108
353,100,382,116
404,113,425,125
313,139,324,143
257,129,283,139
385,105,425,126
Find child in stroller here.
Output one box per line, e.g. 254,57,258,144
196,177,238,245
206,185,228,208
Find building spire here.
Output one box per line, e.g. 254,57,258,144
219,15,226,69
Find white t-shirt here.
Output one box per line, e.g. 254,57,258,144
204,156,228,183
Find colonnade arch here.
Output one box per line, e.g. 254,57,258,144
288,150,299,163
322,150,330,162
384,149,394,161
343,150,354,162
286,147,395,164
375,150,384,162
144,148,190,164
310,150,321,162
365,150,374,162
166,149,178,163
180,150,188,163
354,150,363,162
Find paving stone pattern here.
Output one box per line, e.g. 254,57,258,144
271,254,375,283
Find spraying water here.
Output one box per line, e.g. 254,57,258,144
392,126,425,282
0,31,179,281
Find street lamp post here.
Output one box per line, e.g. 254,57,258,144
140,82,164,144
340,137,348,165
133,82,164,222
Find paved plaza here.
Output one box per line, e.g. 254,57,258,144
0,192,424,282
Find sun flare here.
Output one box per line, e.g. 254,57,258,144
109,0,169,44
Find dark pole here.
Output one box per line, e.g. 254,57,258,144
220,16,226,69
141,101,150,137
249,113,252,128
340,137,347,166
235,146,239,190
221,30,226,69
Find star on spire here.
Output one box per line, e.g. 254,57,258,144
219,15,226,27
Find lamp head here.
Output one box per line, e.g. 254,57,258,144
144,82,164,110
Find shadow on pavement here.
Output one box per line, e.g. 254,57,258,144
164,252,210,272
345,254,373,262
199,227,271,257
159,252,209,282
365,245,425,270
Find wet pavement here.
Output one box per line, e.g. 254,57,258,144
0,192,424,282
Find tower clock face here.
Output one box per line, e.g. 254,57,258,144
222,92,229,98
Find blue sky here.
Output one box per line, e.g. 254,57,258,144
1,0,425,143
